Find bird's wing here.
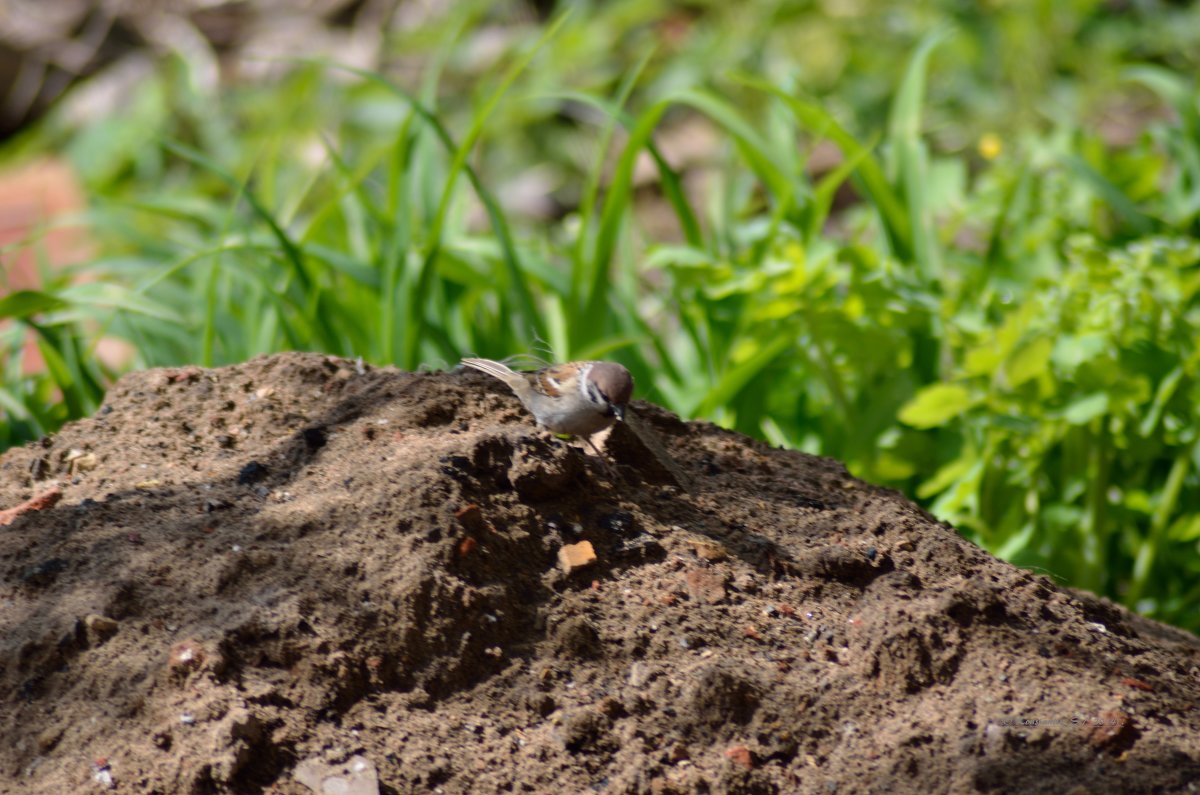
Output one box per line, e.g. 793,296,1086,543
534,363,579,398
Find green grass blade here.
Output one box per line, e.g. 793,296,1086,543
311,56,553,365
1063,154,1156,235
162,141,311,290
405,14,569,365
0,290,70,319
583,100,671,343
583,87,801,344
671,88,796,203
807,136,878,241
570,51,654,311
887,28,951,278
693,335,792,417
161,140,342,350
742,78,913,260
541,88,704,258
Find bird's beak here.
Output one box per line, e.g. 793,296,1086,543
612,404,625,421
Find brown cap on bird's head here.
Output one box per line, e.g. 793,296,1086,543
589,362,634,418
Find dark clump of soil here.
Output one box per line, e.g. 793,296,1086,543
1,352,1198,794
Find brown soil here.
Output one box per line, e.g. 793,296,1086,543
2,352,1199,794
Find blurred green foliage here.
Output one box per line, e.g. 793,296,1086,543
3,0,1200,628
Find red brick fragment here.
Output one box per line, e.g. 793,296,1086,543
1120,677,1153,692
167,367,202,384
1083,709,1137,751
0,487,63,526
558,541,597,574
455,504,485,531
684,568,726,604
724,745,754,770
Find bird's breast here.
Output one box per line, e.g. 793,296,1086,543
534,404,615,436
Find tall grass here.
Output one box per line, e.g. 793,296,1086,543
3,6,1200,629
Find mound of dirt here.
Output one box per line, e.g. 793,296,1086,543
2,352,1198,794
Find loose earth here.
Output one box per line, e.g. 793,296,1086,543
1,353,1198,794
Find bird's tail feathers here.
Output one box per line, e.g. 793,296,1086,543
461,357,518,380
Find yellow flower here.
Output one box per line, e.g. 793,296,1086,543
978,133,1003,160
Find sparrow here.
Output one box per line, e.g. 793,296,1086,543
461,357,634,448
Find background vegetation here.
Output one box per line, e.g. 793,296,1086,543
3,0,1200,630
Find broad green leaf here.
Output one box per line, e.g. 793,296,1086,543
963,343,1004,377
928,459,982,519
874,452,917,481
1042,504,1085,527
1052,333,1108,373
1006,336,1053,388
1062,392,1109,425
917,453,975,499
898,382,975,429
1168,514,1200,543
642,246,717,271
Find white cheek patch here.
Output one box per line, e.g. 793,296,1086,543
577,364,596,402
